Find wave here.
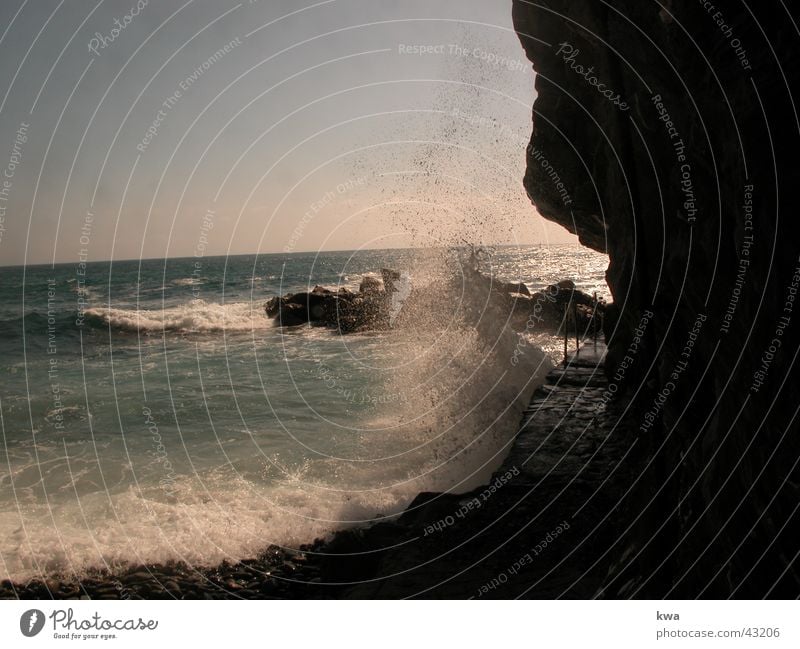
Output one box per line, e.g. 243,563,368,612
84,300,272,334
0,467,421,582
171,277,204,287
368,252,553,491
0,250,554,580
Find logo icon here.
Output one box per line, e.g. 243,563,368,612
20,609,45,637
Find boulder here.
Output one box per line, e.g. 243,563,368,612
381,268,401,293
265,296,281,318
277,288,342,323
277,302,307,327
265,270,401,331
359,276,383,294
545,283,595,307
506,281,531,296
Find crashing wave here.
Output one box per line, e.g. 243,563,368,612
84,300,272,334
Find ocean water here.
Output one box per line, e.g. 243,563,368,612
0,245,607,581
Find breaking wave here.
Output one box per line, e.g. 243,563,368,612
84,300,272,334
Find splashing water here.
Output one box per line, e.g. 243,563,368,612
0,246,606,580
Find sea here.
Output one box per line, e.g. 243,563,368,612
0,245,608,581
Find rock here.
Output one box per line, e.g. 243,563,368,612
258,580,277,595
542,283,597,310
264,296,280,318
509,284,603,336
513,0,800,597
94,584,119,596
277,302,307,327
163,580,180,594
264,272,405,332
359,276,383,293
121,571,152,585
506,281,531,296
381,268,401,293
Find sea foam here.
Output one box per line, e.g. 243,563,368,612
84,300,272,334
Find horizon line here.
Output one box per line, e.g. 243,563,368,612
0,242,593,270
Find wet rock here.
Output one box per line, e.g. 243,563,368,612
163,580,180,594
121,571,152,585
231,570,251,580
265,271,403,332
501,280,531,296
258,580,278,596
276,302,307,326
359,276,383,293
380,269,400,293
264,296,280,317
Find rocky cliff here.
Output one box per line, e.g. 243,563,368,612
513,0,800,597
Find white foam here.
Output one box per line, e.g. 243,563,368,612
0,469,424,581
171,277,205,287
84,300,272,334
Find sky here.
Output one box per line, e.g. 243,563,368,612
0,0,577,267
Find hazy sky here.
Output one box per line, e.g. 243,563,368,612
0,0,576,266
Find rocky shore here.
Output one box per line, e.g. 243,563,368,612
1,341,631,600
265,262,605,339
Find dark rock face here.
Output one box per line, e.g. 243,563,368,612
265,284,385,332
513,1,800,596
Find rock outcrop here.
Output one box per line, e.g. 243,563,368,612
513,1,800,597
266,269,603,339
265,277,391,332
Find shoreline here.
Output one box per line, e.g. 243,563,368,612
1,339,630,600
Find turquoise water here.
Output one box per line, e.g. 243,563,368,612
0,246,607,580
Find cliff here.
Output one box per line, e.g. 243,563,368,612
513,0,800,597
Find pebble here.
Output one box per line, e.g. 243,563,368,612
121,571,152,584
